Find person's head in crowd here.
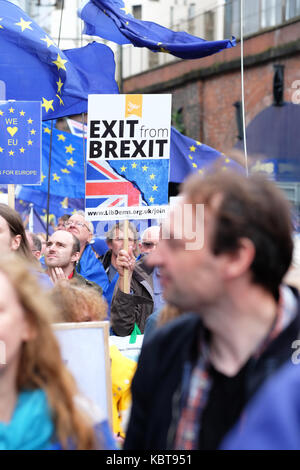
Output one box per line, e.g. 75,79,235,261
44,230,80,278
55,214,71,231
0,203,33,259
52,280,107,323
65,211,93,255
148,170,293,313
106,222,138,267
139,226,160,254
0,253,102,449
26,231,42,260
36,233,47,256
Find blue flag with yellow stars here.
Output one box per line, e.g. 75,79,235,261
0,101,41,184
78,0,236,60
16,123,85,216
170,127,244,183
0,0,118,121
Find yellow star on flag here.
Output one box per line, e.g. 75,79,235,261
19,110,25,116
0,18,3,29
30,129,36,135
189,146,196,152
27,139,33,146
52,53,67,71
225,158,230,163
149,196,154,203
188,155,193,160
142,165,148,172
120,5,131,15
9,150,14,156
41,36,54,48
0,110,3,116
0,147,3,153
131,163,137,169
19,147,25,153
65,144,75,154
61,168,70,174
41,173,46,182
120,165,127,172
56,77,63,94
196,141,202,146
56,94,64,106
9,107,14,113
192,163,198,168
150,174,155,180
42,98,54,113
152,185,158,191
60,197,68,209
52,173,61,182
66,157,76,167
43,127,51,134
15,18,32,32
57,134,66,142
27,118,33,124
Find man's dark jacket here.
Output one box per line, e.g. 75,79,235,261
124,293,300,450
72,269,103,295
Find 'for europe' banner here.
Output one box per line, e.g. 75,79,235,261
0,101,41,184
86,94,171,221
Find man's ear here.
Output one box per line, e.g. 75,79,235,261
11,234,21,251
71,251,80,264
222,238,256,280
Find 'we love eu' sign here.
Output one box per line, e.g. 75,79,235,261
0,101,41,184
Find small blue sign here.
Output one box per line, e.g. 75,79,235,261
0,101,41,184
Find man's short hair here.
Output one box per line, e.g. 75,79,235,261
70,233,80,255
182,170,293,300
106,221,139,243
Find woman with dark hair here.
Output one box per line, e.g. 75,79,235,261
0,204,52,288
0,203,33,259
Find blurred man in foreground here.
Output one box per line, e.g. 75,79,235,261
124,170,300,450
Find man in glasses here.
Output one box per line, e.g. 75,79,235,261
139,226,160,255
110,224,163,336
65,211,109,296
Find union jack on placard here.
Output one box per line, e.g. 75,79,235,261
85,160,144,209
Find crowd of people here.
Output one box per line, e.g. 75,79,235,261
1,168,300,450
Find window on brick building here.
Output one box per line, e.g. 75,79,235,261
285,0,300,20
204,10,215,41
132,5,142,20
261,0,283,28
148,50,160,69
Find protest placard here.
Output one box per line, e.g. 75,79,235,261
53,321,113,426
0,101,41,184
85,94,171,221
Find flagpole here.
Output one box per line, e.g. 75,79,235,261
123,219,129,294
0,81,15,209
46,0,64,239
240,0,248,176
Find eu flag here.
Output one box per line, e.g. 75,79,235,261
16,123,85,217
78,0,236,60
170,127,244,183
0,0,118,120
